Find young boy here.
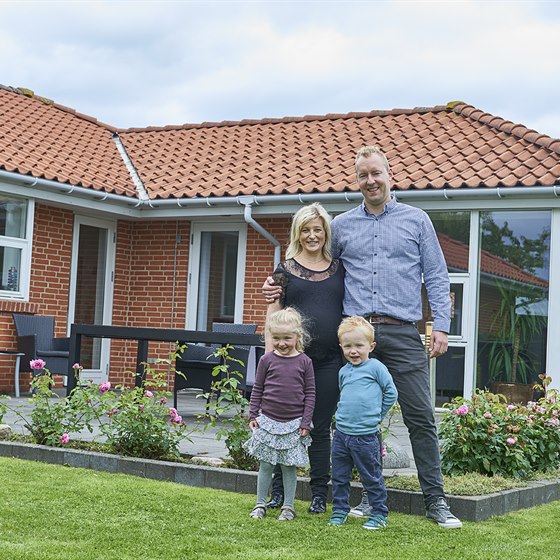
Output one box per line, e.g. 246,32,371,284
328,316,398,530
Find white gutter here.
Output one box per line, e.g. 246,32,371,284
1,168,560,212
238,196,282,267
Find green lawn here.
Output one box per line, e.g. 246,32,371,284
0,457,558,560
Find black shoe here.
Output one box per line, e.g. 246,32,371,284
266,493,283,509
308,496,327,514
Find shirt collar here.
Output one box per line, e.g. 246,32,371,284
360,195,397,217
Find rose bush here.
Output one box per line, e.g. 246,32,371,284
439,374,560,478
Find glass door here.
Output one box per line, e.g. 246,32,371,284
187,223,247,330
68,216,115,383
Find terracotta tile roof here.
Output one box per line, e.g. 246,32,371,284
1,85,559,201
0,86,137,196
119,101,560,199
438,233,548,288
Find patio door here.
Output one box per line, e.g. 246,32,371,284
68,216,115,383
186,223,247,330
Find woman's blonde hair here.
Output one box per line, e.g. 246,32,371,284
266,307,310,353
285,202,332,261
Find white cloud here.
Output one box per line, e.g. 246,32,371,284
0,0,559,137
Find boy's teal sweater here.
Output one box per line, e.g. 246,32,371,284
335,358,398,435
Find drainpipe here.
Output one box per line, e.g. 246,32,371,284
238,196,282,267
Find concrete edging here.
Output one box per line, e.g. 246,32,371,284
1,440,558,522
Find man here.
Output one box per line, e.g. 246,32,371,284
264,145,461,528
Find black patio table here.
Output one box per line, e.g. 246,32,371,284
66,323,263,396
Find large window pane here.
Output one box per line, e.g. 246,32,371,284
0,246,22,291
476,211,550,390
0,199,27,238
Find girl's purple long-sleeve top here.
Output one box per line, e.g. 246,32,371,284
249,351,316,430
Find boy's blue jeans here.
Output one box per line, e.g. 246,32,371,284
331,429,388,516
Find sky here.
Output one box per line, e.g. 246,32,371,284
1,0,560,138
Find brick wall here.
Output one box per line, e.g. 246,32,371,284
0,208,292,394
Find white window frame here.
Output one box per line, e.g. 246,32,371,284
0,197,34,301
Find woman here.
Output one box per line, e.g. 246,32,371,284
265,202,344,514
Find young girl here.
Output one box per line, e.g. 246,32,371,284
244,307,316,521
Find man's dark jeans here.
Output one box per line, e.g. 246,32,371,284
331,429,387,516
372,323,444,504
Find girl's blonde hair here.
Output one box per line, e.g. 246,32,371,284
266,307,310,353
285,202,332,261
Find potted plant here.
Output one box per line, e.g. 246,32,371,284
484,281,547,402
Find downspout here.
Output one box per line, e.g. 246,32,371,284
239,196,282,267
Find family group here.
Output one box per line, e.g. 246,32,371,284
243,146,462,530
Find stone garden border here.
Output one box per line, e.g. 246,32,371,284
1,440,558,522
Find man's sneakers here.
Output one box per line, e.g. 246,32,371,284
328,509,348,526
349,490,372,518
308,496,327,514
266,493,283,509
425,497,463,528
362,514,388,530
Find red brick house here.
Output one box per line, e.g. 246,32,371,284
1,84,559,400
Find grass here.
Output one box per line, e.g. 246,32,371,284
1,457,559,560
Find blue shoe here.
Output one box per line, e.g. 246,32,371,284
363,514,388,530
328,510,348,526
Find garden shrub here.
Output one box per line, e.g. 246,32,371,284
439,375,560,478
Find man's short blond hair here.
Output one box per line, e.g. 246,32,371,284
355,146,389,171
337,316,375,344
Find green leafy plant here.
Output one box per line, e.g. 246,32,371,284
97,359,192,460
197,344,257,470
0,361,97,446
439,374,560,478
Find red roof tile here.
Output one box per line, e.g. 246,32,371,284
1,88,559,200
0,86,136,196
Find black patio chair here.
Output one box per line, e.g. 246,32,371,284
173,323,260,409
12,313,70,380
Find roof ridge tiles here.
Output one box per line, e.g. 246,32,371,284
117,104,454,134
0,83,117,133
450,102,560,154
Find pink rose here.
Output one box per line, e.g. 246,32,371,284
483,412,492,419
381,443,387,458
506,404,516,411
30,358,46,370
506,437,517,445
99,381,111,393
171,414,183,424
72,363,83,370
145,390,153,398
169,407,178,417
59,433,70,445
160,398,168,404
456,404,469,416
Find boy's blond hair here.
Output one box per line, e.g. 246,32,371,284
266,307,310,352
337,316,375,344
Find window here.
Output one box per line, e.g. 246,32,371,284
0,197,33,300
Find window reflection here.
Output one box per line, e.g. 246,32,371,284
477,211,550,391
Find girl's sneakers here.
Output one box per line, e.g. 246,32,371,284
249,505,266,519
278,506,296,521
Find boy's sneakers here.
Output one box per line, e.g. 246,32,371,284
425,497,463,528
363,514,388,530
349,490,371,518
249,505,266,519
328,510,349,526
278,506,296,521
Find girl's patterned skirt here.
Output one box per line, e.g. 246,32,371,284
243,414,312,467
